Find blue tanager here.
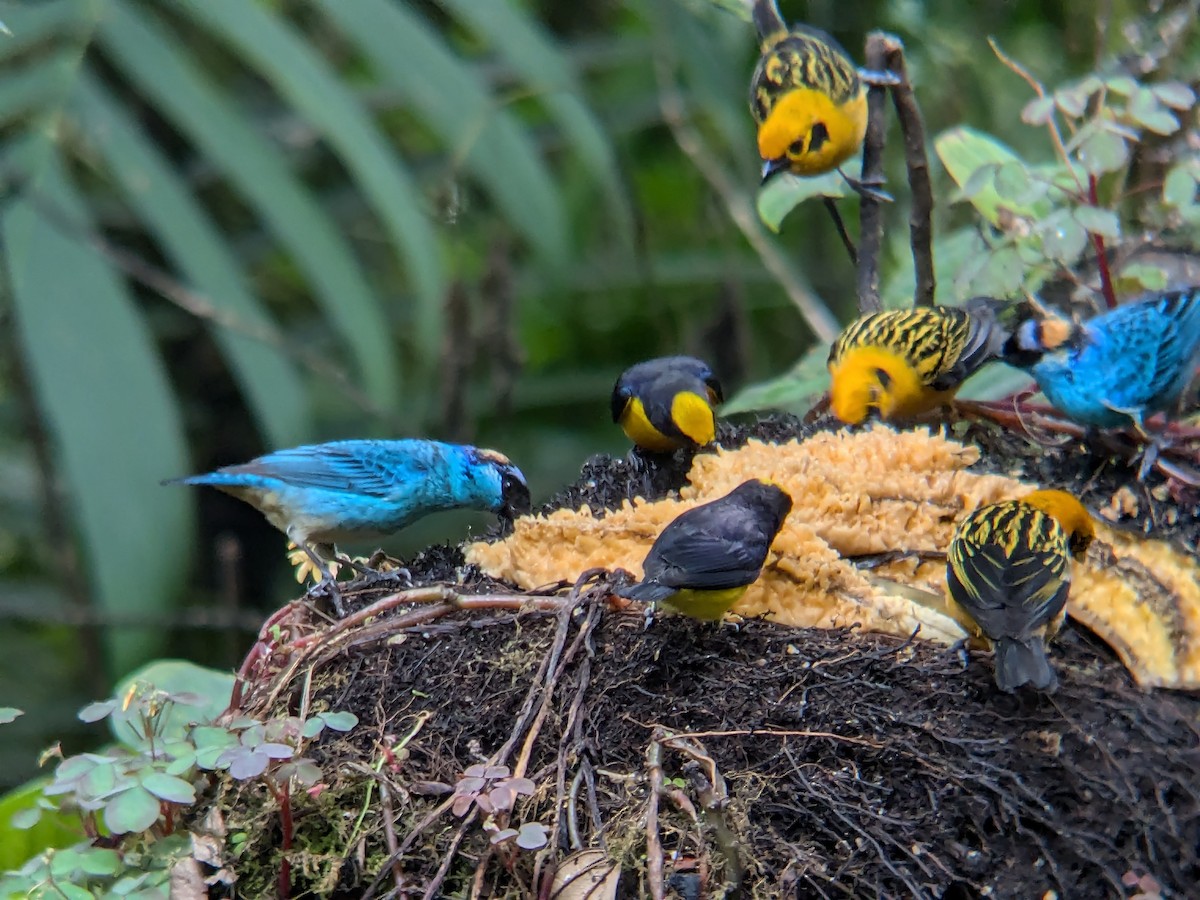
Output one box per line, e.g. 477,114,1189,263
1006,290,1200,476
166,440,531,613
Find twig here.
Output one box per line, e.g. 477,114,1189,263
1088,174,1118,309
653,54,839,342
857,33,890,314
645,725,885,750
644,737,666,900
881,35,936,306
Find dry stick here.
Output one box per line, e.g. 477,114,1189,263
644,737,667,900
662,735,744,892
857,32,891,314
882,36,936,306
653,59,840,343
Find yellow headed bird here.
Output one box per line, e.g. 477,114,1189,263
611,356,724,454
751,0,867,183
946,490,1095,693
827,300,1007,425
616,480,793,621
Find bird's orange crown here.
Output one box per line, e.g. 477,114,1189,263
1022,489,1095,558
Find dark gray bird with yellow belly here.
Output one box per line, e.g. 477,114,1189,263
611,356,724,454
617,479,793,621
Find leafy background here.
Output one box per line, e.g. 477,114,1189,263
0,0,1193,789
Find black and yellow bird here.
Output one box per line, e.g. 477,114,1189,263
946,490,1095,693
750,0,867,184
617,479,793,621
749,0,878,260
827,299,1008,425
611,356,724,454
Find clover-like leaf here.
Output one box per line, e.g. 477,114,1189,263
1151,82,1196,110
1071,205,1120,239
451,793,475,817
78,700,118,723
507,777,536,797
10,806,41,830
78,847,121,876
488,784,514,812
1163,165,1198,209
516,822,549,850
490,827,519,845
1021,96,1055,125
103,785,161,834
277,758,323,786
320,711,358,732
140,772,196,804
0,707,23,725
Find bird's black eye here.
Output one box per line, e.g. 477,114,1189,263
873,367,892,389
808,122,830,153
787,139,805,156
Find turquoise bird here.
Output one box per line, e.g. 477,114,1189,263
167,440,531,613
1007,290,1200,471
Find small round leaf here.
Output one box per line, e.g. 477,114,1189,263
104,786,161,834
140,772,196,804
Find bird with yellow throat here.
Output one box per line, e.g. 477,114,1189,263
826,299,1009,426
611,356,724,455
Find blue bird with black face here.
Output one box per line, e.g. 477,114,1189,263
1007,290,1200,431
166,440,531,609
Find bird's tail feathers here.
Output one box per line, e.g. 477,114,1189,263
616,581,676,603
752,0,786,41
162,472,268,490
994,638,1058,693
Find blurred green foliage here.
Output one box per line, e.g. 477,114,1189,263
0,0,1195,796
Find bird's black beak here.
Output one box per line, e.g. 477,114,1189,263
761,157,789,184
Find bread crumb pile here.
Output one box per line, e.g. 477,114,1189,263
466,425,1200,688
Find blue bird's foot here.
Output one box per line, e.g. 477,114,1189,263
838,168,893,203
859,67,902,87
307,575,346,618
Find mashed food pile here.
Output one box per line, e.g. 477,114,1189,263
466,426,1200,689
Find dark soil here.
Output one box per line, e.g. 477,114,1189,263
212,416,1200,900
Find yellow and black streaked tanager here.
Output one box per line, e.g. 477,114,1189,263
946,490,1095,693
827,299,1007,425
617,479,793,621
611,356,724,454
750,0,867,184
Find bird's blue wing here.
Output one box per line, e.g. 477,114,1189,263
1089,291,1200,398
222,441,434,498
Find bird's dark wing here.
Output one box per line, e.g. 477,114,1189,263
948,541,1069,641
643,501,773,591
222,442,433,498
928,300,1007,391
1144,292,1200,398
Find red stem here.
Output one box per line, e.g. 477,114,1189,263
1089,174,1117,309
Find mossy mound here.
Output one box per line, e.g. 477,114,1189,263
195,417,1200,899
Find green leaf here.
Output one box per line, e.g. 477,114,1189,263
436,0,633,246
1021,96,1055,125
1115,263,1168,293
103,786,160,834
722,344,830,415
1163,164,1198,209
1151,82,1196,110
177,0,445,363
109,661,234,749
0,1,87,60
78,701,116,724
1071,205,1121,239
1037,212,1089,264
1077,129,1129,174
935,127,1051,225
3,149,192,674
970,245,1026,296
0,51,78,126
77,847,121,876
138,773,194,805
71,75,309,448
0,779,79,868
319,711,359,732
756,170,848,232
318,0,568,270
98,0,398,409
0,707,21,725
